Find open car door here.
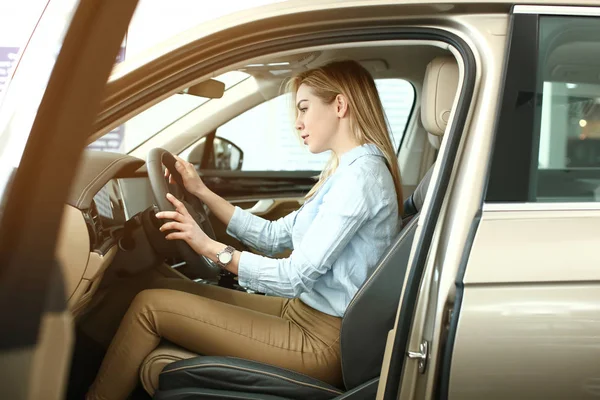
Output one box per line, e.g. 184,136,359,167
0,0,138,398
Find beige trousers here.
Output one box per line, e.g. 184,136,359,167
87,279,343,400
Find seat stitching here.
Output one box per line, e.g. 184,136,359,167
144,309,340,355
219,355,340,383
142,354,187,392
161,363,343,395
167,391,286,400
158,353,339,385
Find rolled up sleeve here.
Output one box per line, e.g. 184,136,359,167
237,171,374,297
226,206,297,256
226,206,252,238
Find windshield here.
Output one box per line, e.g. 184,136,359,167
88,71,250,153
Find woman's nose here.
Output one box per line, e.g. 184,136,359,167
295,117,304,131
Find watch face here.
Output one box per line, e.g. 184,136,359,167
218,252,232,264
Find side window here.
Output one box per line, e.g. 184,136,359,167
487,15,600,203
215,79,415,171
536,17,600,202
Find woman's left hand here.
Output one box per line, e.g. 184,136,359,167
155,193,212,255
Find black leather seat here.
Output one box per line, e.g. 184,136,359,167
152,211,419,400
156,356,345,400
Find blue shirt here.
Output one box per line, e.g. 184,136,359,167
226,144,400,317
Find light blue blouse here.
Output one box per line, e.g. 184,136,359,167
226,144,400,317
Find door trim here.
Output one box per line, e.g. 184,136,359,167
437,9,539,400
514,4,600,16
381,30,476,400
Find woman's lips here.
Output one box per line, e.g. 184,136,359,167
301,134,309,144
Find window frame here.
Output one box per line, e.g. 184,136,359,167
485,12,540,203
391,81,417,157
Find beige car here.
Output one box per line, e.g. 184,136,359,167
1,1,600,399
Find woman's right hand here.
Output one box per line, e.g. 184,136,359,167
165,155,208,198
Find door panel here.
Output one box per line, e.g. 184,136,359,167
231,198,304,219
200,170,317,199
451,284,600,400
203,169,312,257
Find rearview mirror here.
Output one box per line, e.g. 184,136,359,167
181,79,225,99
187,136,243,170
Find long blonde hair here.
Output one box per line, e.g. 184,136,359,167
287,60,404,213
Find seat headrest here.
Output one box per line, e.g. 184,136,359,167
421,56,459,136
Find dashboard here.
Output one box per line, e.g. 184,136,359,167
57,150,153,314
85,177,154,253
85,180,125,253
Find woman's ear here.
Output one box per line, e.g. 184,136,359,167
335,94,349,118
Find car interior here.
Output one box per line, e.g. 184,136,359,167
61,41,460,399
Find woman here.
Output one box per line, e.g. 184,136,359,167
87,60,403,400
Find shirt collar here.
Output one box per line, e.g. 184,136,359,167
338,143,384,168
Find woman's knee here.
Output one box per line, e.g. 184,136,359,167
128,288,201,317
128,288,167,315
125,289,177,335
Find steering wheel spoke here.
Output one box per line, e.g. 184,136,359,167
147,148,221,279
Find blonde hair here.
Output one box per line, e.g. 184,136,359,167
286,60,404,213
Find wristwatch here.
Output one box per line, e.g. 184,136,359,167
216,245,235,268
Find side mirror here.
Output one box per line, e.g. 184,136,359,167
187,136,243,171
213,137,243,170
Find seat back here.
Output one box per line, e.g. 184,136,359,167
402,166,434,221
339,56,459,390
339,216,418,389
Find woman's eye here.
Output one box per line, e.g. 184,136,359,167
300,108,307,114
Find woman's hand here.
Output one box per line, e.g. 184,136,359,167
165,155,208,198
155,193,214,255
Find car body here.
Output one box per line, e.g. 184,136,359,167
1,1,600,399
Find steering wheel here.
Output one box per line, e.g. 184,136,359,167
147,148,220,279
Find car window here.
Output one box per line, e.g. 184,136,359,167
88,71,250,153
535,17,600,202
487,15,600,203
212,78,415,171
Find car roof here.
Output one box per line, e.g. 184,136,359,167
109,0,596,80
95,0,599,144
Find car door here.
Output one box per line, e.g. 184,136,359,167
441,6,600,400
0,0,137,399
383,5,600,400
